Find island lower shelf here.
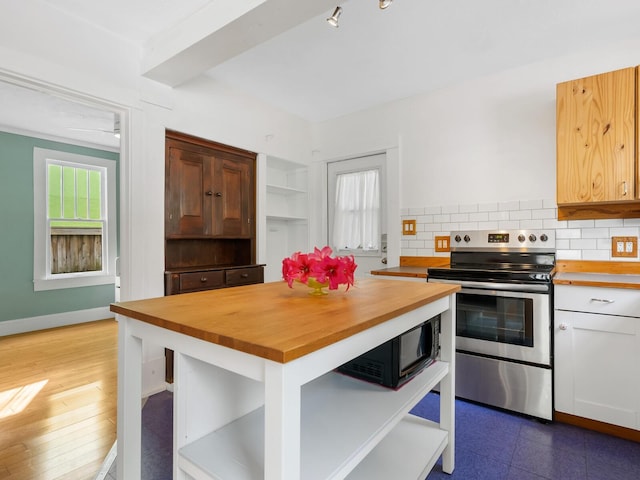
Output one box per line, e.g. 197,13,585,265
179,362,449,480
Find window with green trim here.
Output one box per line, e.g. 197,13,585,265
33,147,116,291
47,161,105,274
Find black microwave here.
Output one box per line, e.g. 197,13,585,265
337,314,440,389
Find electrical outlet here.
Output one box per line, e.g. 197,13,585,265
435,235,450,252
402,219,417,236
612,236,638,257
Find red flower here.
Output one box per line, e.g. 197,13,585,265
282,246,357,291
281,252,316,287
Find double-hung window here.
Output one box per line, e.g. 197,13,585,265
33,148,116,291
328,154,386,255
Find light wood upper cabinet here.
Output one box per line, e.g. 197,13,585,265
556,67,637,207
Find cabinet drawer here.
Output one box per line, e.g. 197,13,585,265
555,284,640,317
226,267,264,287
180,271,225,292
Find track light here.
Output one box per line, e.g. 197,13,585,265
326,6,342,27
379,0,393,9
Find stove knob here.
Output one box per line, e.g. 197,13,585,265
518,234,526,243
454,235,461,243
463,235,471,242
540,234,548,242
529,234,537,242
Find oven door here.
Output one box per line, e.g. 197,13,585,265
455,287,551,366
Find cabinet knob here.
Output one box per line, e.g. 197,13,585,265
559,323,568,331
240,273,249,278
215,192,222,197
205,191,213,196
200,277,207,282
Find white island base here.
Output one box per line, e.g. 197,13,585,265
114,279,457,480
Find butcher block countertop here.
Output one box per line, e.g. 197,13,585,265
553,260,640,290
370,256,449,279
111,277,459,364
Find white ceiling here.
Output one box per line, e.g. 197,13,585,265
3,0,640,147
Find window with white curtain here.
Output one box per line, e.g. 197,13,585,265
328,154,385,255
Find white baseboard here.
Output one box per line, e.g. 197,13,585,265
0,306,113,336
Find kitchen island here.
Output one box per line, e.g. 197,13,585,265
111,277,459,479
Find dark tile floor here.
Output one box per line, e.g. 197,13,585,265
412,393,640,480
105,390,640,479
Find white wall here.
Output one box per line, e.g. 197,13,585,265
0,3,313,394
311,38,640,262
312,38,640,210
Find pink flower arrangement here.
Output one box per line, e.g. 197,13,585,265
282,246,357,291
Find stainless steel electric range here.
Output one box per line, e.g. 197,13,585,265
427,229,556,420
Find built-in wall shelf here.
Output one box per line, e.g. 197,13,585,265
266,214,308,222
265,156,310,282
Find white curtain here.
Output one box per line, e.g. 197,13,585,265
332,169,380,251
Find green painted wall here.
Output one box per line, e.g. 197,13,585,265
0,131,119,322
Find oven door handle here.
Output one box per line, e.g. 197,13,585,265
428,278,550,293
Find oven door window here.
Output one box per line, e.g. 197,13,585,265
457,293,534,347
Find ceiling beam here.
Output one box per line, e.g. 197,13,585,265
142,0,337,87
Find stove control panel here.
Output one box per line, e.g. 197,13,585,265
450,229,555,251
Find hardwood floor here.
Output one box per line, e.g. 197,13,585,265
0,319,117,480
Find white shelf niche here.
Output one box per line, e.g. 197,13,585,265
179,361,449,480
265,156,310,282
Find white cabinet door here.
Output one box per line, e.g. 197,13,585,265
554,309,640,429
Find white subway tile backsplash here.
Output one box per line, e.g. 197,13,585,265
532,209,556,220
442,205,459,214
518,219,543,229
510,210,532,220
459,204,479,213
570,239,597,250
451,213,470,222
498,201,520,211
543,219,568,229
459,222,480,230
478,202,498,212
478,221,500,230
520,199,543,210
595,218,624,227
442,223,461,231
581,228,609,238
469,212,489,222
498,220,520,229
489,211,510,221
401,198,640,261
610,227,640,236
582,249,610,261
556,249,582,260
556,228,581,239
566,219,595,228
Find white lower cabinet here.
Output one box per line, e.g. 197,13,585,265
554,285,640,430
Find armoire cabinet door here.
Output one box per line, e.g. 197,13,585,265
166,144,213,237
212,155,254,238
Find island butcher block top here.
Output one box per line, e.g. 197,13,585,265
111,277,459,364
